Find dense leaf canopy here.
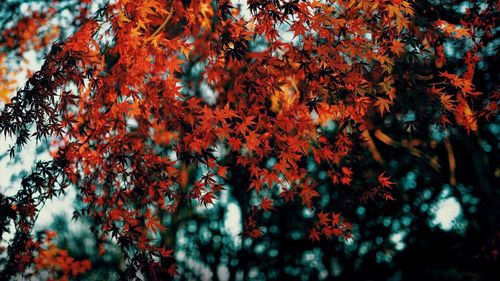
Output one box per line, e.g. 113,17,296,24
0,0,498,280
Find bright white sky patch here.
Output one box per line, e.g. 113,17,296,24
224,202,242,243
231,0,252,21
390,231,406,251
432,197,461,231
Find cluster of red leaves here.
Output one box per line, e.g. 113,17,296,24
0,8,59,55
309,212,352,242
1,230,91,281
0,8,58,102
360,172,396,203
241,207,265,240
0,0,95,102
34,231,92,281
425,4,498,131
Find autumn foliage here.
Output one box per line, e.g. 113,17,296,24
0,0,498,280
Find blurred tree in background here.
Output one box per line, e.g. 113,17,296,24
0,0,498,280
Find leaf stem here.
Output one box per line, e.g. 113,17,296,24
149,5,174,40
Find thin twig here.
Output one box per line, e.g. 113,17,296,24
374,129,441,172
443,138,456,186
148,5,174,40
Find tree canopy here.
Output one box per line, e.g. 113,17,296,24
0,0,498,280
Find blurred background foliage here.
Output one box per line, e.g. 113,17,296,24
0,0,499,280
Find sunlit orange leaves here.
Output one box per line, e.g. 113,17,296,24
34,231,91,281
0,55,16,103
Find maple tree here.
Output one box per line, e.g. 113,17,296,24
0,0,498,280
